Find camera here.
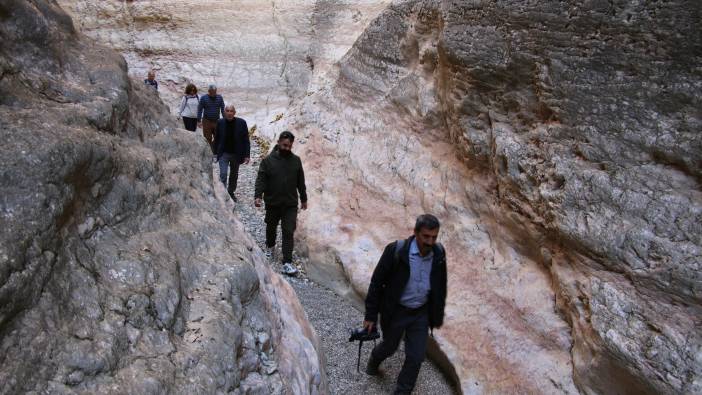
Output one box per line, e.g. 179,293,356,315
348,326,380,342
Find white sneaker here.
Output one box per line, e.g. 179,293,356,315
281,263,298,276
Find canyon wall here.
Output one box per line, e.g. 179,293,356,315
37,0,702,394
57,0,391,127
0,1,325,393
280,0,701,394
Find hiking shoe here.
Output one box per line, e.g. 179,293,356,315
264,246,274,258
281,262,298,276
366,355,380,376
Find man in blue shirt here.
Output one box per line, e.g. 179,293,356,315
363,214,448,395
143,70,158,91
197,84,225,154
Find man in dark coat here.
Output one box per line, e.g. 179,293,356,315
215,104,250,201
254,131,307,275
363,214,448,395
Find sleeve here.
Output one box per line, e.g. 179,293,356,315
435,252,448,328
364,242,395,323
297,159,307,203
254,158,268,199
178,96,186,116
214,120,224,156
243,120,250,158
219,97,225,118
197,97,204,121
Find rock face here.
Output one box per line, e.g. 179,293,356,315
56,0,392,127
35,0,702,394
0,1,325,393
275,1,700,394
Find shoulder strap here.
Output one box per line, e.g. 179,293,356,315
393,239,405,265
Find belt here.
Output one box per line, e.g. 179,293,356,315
399,304,427,315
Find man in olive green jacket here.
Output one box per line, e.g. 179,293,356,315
254,131,308,274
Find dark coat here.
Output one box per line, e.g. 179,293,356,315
364,236,448,330
215,117,250,163
254,145,307,207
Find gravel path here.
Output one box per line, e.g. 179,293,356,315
223,139,457,394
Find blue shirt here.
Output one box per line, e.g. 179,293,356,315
197,94,225,121
399,239,433,308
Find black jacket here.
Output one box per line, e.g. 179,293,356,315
365,236,447,330
215,117,250,162
254,145,307,207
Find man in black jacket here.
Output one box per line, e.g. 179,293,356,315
254,131,307,275
363,214,447,395
215,105,250,201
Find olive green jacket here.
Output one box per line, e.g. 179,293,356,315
254,146,307,207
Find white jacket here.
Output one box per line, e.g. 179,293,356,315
178,94,199,118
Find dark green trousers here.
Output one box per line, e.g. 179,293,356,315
264,205,297,263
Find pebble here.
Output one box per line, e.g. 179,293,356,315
227,139,456,394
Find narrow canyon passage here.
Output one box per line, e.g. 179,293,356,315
2,0,699,393
219,138,457,394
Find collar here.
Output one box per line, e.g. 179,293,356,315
409,239,433,258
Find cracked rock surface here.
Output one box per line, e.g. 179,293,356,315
8,0,701,394
0,1,325,393
278,1,701,394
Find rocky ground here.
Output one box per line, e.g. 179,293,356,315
220,138,456,394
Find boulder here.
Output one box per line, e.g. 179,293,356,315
281,1,701,393
0,1,326,393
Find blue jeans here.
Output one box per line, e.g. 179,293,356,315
218,153,241,194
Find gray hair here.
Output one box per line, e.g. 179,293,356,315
208,84,217,90
225,104,236,111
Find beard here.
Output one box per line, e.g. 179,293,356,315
279,149,292,157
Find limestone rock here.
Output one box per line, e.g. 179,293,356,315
45,0,702,393
56,0,392,127
278,1,700,394
0,1,325,394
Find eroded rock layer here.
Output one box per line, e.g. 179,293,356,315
0,1,325,393
57,0,391,127
17,0,701,394
279,1,701,394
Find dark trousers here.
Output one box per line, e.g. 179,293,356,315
182,117,197,131
372,306,429,394
264,205,297,263
218,153,241,194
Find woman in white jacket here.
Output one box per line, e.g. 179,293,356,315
178,83,200,131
